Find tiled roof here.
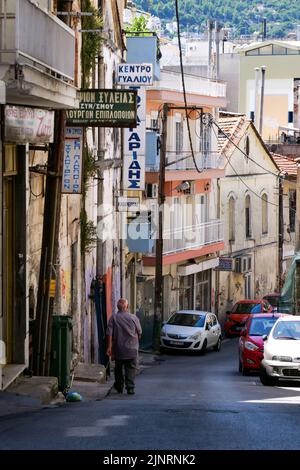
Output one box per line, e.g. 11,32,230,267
217,114,249,155
271,153,297,176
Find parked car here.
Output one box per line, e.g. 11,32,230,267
260,316,300,386
238,313,288,375
160,310,222,354
262,293,281,312
224,300,273,337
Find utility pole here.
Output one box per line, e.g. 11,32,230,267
259,65,266,135
278,174,284,291
153,103,168,351
295,160,300,253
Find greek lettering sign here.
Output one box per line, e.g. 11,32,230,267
66,89,137,127
117,197,140,212
62,127,83,194
4,105,54,144
117,64,153,86
123,87,146,191
215,257,233,271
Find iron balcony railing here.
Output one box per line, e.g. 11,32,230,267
163,219,224,255
0,0,75,81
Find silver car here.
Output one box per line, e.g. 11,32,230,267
160,310,222,353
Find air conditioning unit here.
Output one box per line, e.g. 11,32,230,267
235,256,252,274
145,183,158,198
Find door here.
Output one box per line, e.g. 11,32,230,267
3,177,16,363
205,315,214,347
211,314,220,345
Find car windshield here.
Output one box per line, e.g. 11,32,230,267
167,313,205,327
231,303,258,314
273,321,300,340
249,317,278,336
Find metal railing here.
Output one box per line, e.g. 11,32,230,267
165,152,224,171
0,0,75,81
163,219,224,255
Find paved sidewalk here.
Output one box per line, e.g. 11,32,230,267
0,352,161,419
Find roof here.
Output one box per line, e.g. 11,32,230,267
236,40,300,53
217,114,250,155
271,153,297,177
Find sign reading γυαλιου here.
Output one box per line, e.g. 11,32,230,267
65,89,137,127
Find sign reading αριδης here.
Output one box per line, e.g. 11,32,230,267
66,89,137,127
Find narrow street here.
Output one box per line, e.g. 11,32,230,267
1,339,300,450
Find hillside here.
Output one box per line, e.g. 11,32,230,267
134,0,300,38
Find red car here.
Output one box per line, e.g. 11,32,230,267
238,313,288,375
224,299,272,337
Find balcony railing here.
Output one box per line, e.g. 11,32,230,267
163,219,224,255
0,0,75,81
164,152,224,171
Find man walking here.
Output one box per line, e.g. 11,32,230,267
106,298,142,395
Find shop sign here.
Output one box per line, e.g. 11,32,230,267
5,105,54,143
117,64,153,86
216,257,233,271
123,87,146,191
66,89,137,127
117,196,140,212
62,127,83,194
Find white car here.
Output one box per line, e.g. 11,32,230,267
260,315,300,386
160,310,222,353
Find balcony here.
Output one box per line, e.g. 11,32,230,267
141,219,224,265
163,220,224,255
165,152,224,171
0,0,77,108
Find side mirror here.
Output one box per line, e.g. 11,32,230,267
240,329,246,337
206,324,211,331
262,335,268,341
162,321,166,326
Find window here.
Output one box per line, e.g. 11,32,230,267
272,45,287,55
262,193,268,234
245,195,251,238
176,121,183,155
228,196,235,242
244,273,252,299
199,122,212,158
245,136,250,158
289,190,296,232
259,44,273,55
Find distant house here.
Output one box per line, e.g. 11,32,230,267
219,40,300,141
217,112,280,325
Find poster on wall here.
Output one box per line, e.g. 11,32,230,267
62,127,83,194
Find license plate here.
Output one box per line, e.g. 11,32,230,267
169,340,182,345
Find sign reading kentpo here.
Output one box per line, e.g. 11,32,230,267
66,89,137,128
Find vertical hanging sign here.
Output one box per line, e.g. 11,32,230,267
62,127,83,194
123,87,146,190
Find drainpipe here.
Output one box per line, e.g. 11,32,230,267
207,19,213,79
215,21,221,80
254,67,260,129
259,66,266,136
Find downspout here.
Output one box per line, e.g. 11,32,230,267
259,66,266,136
254,67,260,129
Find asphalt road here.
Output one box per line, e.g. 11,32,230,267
1,338,300,450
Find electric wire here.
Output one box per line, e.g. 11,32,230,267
175,0,203,173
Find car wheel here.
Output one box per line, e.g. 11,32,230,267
259,366,278,386
200,339,207,355
241,362,249,376
214,336,221,352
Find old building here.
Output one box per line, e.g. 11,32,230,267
217,112,280,326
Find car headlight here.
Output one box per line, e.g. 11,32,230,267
190,333,201,340
272,355,292,362
244,341,259,351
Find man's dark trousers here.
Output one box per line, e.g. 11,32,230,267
114,358,137,393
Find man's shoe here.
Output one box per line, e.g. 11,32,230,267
127,389,135,395
113,383,123,394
